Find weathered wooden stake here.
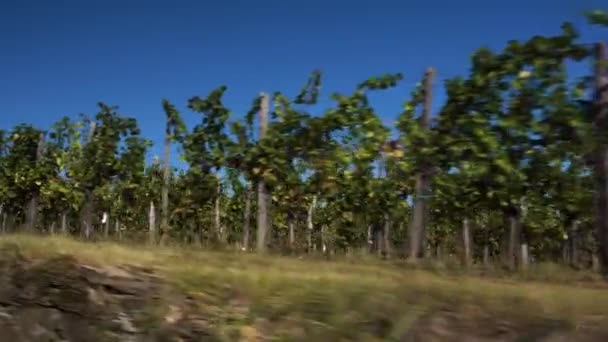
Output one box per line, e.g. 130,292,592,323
408,67,435,261
256,93,270,253
593,42,608,273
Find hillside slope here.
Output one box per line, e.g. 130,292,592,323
0,235,607,341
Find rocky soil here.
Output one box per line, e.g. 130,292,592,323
0,242,606,341
0,244,220,341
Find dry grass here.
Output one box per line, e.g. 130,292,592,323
1,234,608,340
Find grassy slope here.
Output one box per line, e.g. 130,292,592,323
2,234,608,340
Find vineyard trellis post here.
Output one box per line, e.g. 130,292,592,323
594,41,608,273
256,93,270,253
408,67,435,261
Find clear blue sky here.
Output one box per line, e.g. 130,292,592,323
0,0,605,162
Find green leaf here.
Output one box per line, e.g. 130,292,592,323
586,9,608,26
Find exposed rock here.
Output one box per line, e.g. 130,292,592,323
0,245,218,341
0,244,607,341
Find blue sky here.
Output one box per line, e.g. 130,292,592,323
0,0,605,164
